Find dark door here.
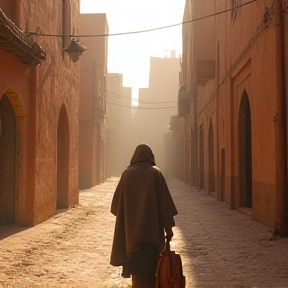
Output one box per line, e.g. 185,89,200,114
208,122,215,192
238,92,252,207
199,125,204,190
0,95,16,225
57,106,70,209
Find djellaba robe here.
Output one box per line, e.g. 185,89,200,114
110,144,178,269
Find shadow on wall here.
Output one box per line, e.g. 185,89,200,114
79,177,91,190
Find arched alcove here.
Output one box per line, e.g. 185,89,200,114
199,125,204,190
208,121,215,192
0,95,16,225
238,90,252,207
57,104,70,209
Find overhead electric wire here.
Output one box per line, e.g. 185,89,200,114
106,90,189,105
28,0,257,38
106,100,178,110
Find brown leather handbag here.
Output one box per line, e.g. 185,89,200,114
155,240,186,288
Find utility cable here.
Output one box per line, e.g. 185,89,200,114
106,90,189,105
107,95,190,107
28,0,257,38
106,100,178,110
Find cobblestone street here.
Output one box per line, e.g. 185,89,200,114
0,177,288,288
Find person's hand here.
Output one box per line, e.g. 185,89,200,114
165,227,173,242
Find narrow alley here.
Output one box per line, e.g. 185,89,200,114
0,178,288,288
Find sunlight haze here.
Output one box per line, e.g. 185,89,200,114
80,0,185,98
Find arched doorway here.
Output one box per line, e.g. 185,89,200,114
57,105,70,209
208,121,215,192
199,125,204,190
190,128,196,186
0,95,16,225
238,91,252,207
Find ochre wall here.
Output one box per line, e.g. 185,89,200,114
225,1,277,228
178,0,281,231
0,0,80,226
78,13,108,188
0,46,37,225
26,0,80,225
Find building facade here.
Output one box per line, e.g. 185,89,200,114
172,0,288,235
135,53,180,173
0,0,80,226
78,13,108,189
106,73,134,176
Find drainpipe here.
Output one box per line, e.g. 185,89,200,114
274,0,287,236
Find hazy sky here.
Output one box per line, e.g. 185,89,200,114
80,0,186,96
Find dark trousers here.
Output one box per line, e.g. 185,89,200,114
132,274,155,288
121,242,158,287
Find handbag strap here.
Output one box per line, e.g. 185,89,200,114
162,239,171,254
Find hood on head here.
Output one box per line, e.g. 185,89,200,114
130,144,156,166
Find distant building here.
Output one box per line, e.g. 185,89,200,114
78,13,108,189
106,73,134,176
0,0,81,226
173,0,288,236
135,53,180,173
120,86,136,168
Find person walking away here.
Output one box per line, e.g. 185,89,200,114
110,144,178,288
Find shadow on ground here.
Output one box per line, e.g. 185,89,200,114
0,224,29,241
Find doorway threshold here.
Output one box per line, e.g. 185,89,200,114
55,208,69,215
238,207,252,216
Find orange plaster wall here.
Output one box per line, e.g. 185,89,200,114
17,0,80,225
186,0,279,229
78,13,108,188
217,0,277,228
0,46,37,225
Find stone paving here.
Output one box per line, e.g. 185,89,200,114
0,177,288,287
168,179,288,288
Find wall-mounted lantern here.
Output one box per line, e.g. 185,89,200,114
64,38,87,63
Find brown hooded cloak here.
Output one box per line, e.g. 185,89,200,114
110,144,178,267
